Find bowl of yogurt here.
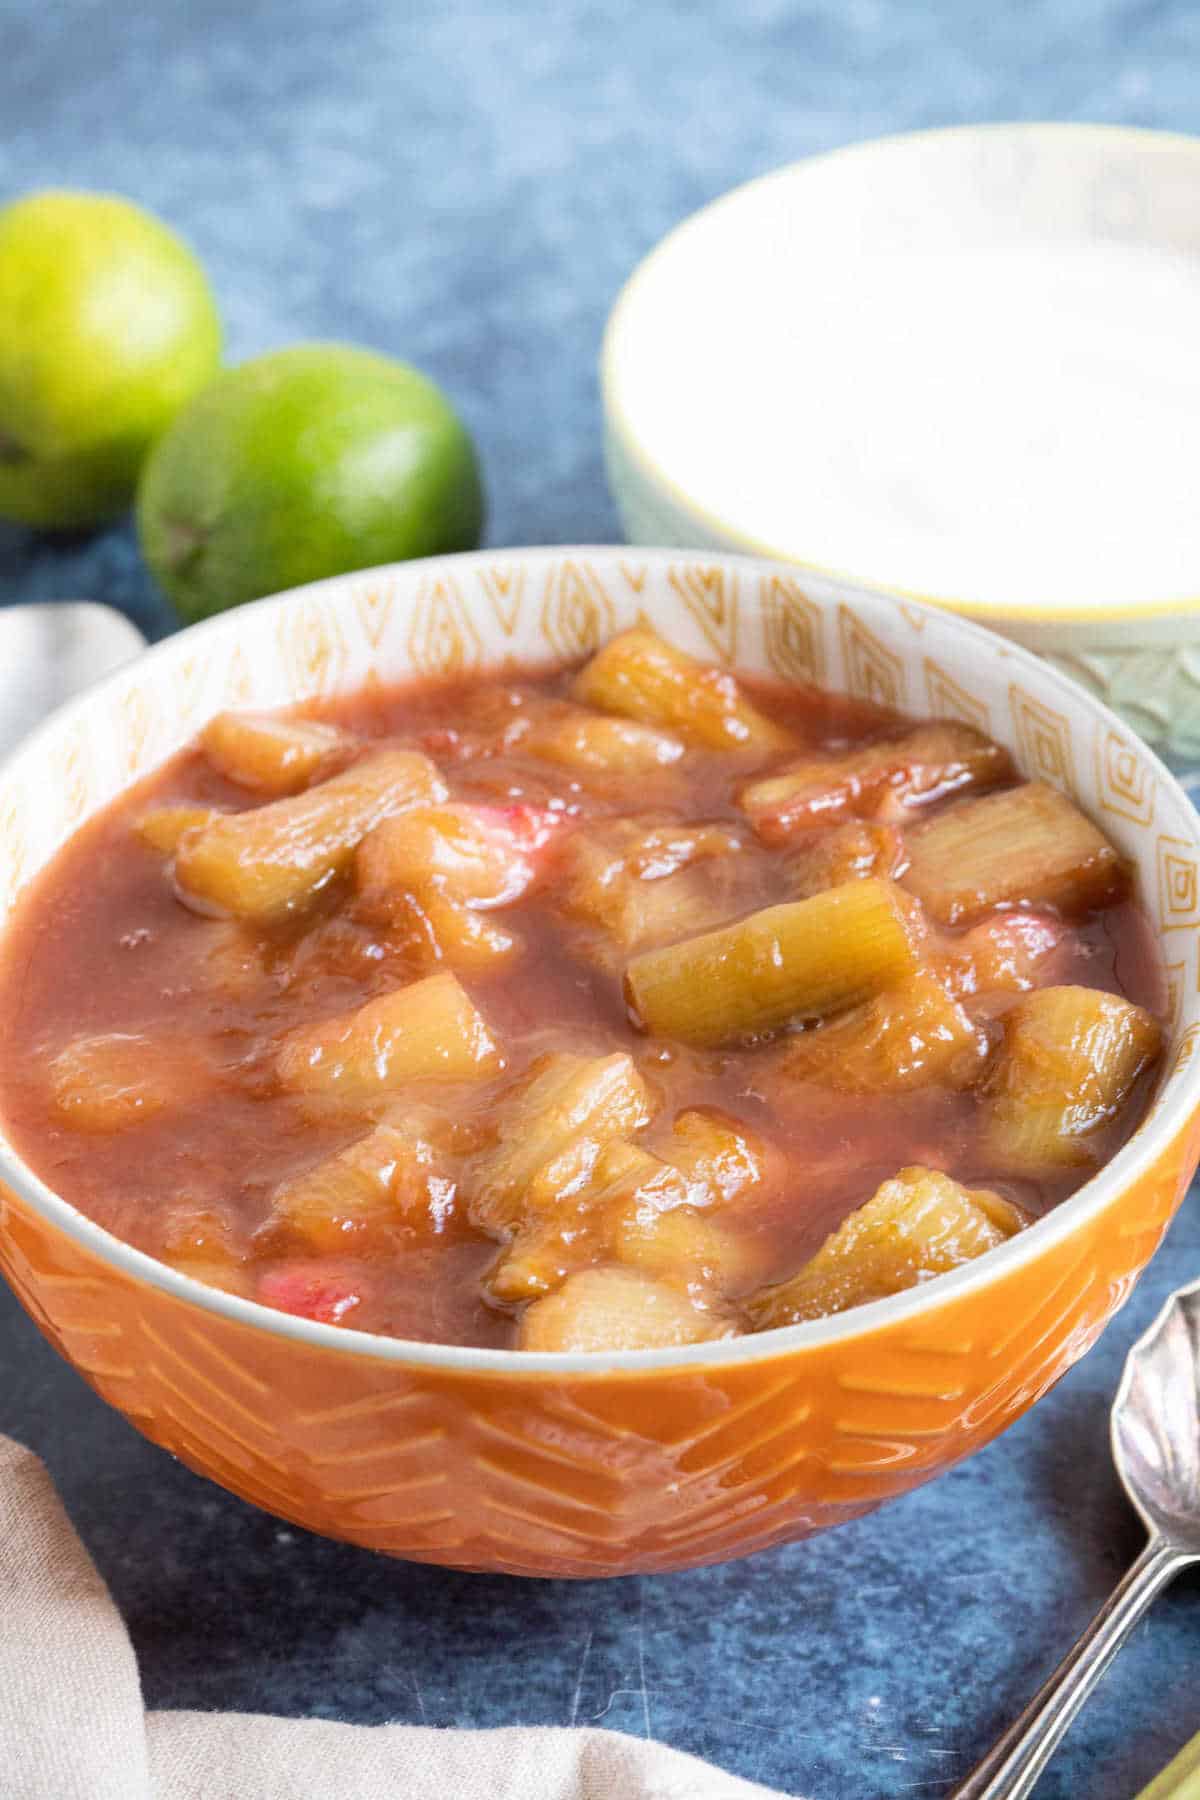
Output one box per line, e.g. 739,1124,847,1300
603,124,1200,755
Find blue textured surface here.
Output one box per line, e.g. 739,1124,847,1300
1,3,1198,1795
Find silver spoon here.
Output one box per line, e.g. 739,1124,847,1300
0,602,145,756
953,1276,1200,1799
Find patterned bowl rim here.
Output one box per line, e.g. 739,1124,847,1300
1,544,1198,1378
602,120,1200,628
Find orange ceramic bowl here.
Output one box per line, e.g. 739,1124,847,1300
1,548,1198,1577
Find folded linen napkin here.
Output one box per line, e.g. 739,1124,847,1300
0,1434,793,1800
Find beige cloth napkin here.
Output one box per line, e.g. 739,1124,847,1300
0,1434,795,1800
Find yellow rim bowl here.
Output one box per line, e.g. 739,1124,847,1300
602,125,1200,755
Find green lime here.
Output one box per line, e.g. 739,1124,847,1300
136,343,486,621
0,190,221,529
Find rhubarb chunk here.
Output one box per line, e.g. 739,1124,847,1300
136,805,221,855
740,722,1010,843
625,878,919,1047
561,818,751,959
780,971,990,1093
520,703,685,772
358,802,562,912
277,972,502,1106
667,1108,766,1206
611,1202,765,1297
518,1266,731,1352
157,1206,251,1297
485,1115,767,1304
748,1166,1025,1328
50,1032,209,1131
902,783,1126,926
268,1121,456,1253
202,710,347,794
787,821,907,898
574,628,789,752
982,986,1161,1172
938,911,1066,999
176,749,447,921
470,1052,653,1237
356,802,563,971
256,1263,365,1325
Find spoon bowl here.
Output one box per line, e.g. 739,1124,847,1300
1114,1278,1200,1555
0,602,144,758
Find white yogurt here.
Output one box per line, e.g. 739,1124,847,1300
620,238,1200,611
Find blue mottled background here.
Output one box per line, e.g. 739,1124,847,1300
1,3,1197,1795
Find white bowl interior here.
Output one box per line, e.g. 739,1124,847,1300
0,546,1197,1372
605,125,1200,615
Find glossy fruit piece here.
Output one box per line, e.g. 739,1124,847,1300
266,1122,450,1254
517,1266,728,1352
470,1052,652,1235
983,986,1163,1172
521,704,684,772
625,878,919,1046
485,1107,767,1306
575,628,790,752
157,1207,250,1298
49,1032,210,1132
257,1263,364,1325
176,750,447,920
610,1202,765,1298
388,890,522,974
779,971,989,1093
787,820,907,898
357,801,561,912
739,721,1011,842
135,805,221,855
668,1108,765,1206
487,1137,693,1303
201,711,347,794
939,910,1066,998
277,971,503,1107
902,782,1126,925
746,1166,1025,1329
561,818,751,958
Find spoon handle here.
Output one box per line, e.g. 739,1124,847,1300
951,1535,1189,1800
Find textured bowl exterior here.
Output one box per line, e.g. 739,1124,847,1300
604,124,1200,757
1,546,1198,1575
1,1116,1197,1576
